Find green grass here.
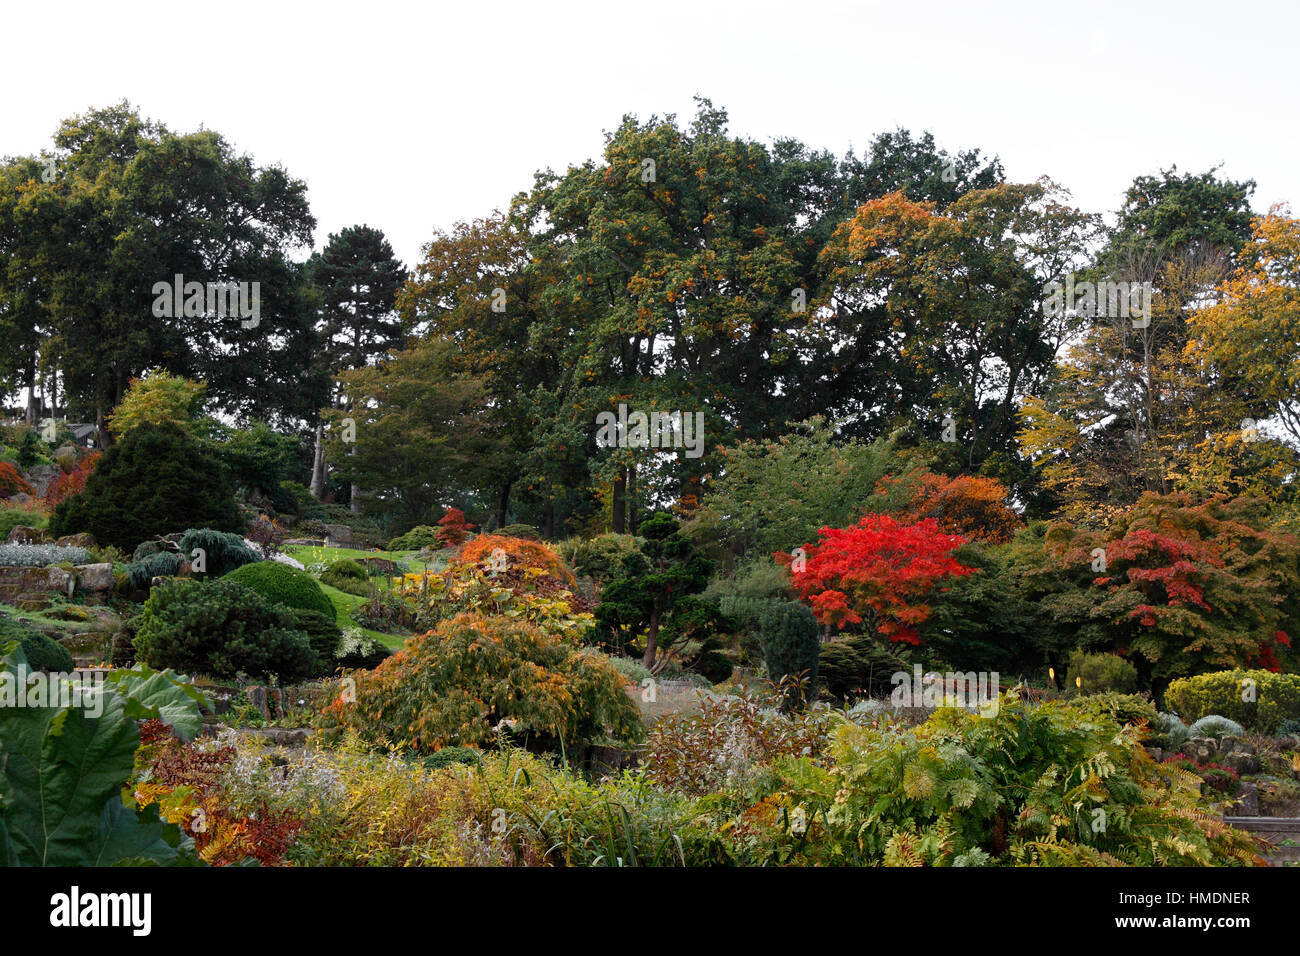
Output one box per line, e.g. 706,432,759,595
317,582,409,650
285,544,421,566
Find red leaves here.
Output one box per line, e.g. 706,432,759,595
783,514,972,644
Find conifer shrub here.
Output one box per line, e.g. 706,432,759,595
223,560,335,621
133,578,315,682
48,424,241,552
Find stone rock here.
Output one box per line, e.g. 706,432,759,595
6,525,49,545
1181,736,1218,764
23,465,61,497
75,563,114,592
57,533,97,549
1145,746,1164,763
324,524,354,546
1222,751,1261,775
1234,781,1260,816
357,557,399,575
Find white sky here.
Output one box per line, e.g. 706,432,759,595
2,0,1297,269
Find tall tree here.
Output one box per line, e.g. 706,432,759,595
308,224,406,505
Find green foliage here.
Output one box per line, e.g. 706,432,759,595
211,421,301,499
0,611,73,672
108,370,207,438
1074,692,1158,729
685,418,909,563
1164,670,1300,735
49,424,241,553
319,558,374,597
589,512,717,668
1151,712,1191,750
758,602,820,698
1188,715,1245,739
134,578,316,682
1067,650,1139,694
559,533,642,584
288,608,343,676
387,525,441,551
179,527,260,578
0,643,205,866
496,523,540,540
337,611,642,752
751,695,1262,866
418,746,481,771
334,629,393,671
224,560,335,621
127,550,185,591
0,502,49,538
818,635,907,701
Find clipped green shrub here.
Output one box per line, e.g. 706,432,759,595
223,560,335,621
133,578,315,682
178,528,260,578
387,525,441,551
419,746,481,770
1066,650,1139,694
497,523,541,540
758,601,820,696
288,608,344,676
319,559,374,597
1164,670,1300,735
0,611,74,672
48,423,241,552
1188,715,1246,739
0,502,49,539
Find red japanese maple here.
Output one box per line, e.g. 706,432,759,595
780,514,973,645
434,506,475,547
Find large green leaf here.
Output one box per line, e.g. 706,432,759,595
105,665,209,742
0,645,205,866
90,796,189,867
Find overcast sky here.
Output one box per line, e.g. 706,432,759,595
3,0,1296,269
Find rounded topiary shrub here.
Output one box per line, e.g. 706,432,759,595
387,525,441,551
1066,650,1139,694
0,611,74,672
223,560,335,621
319,559,374,597
48,424,241,553
1164,669,1300,735
759,601,820,694
133,577,315,682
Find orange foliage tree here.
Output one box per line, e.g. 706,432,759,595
886,472,1022,544
456,534,574,585
0,462,34,499
43,451,101,507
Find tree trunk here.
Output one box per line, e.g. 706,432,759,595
627,463,638,535
612,466,626,534
309,422,327,498
494,478,511,530
642,607,660,668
